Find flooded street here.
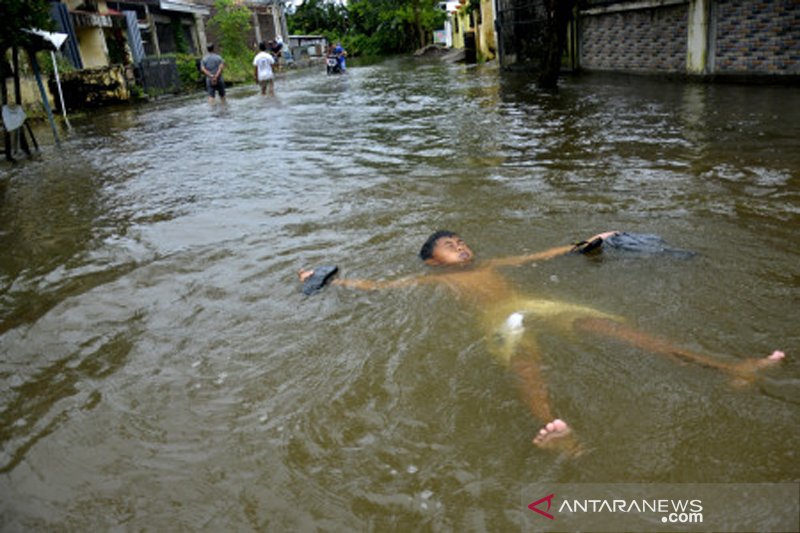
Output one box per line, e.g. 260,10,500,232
1,58,799,530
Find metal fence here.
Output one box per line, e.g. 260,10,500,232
136,56,180,95
495,0,578,72
495,0,549,70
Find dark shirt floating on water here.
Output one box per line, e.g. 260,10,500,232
603,232,696,259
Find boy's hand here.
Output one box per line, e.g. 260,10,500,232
588,231,619,242
572,231,619,254
298,269,314,282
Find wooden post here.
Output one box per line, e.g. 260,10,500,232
28,48,60,147
11,47,31,156
1,46,13,162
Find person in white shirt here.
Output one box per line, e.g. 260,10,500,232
253,42,276,96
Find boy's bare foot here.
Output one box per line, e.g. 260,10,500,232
533,418,575,450
729,350,786,386
758,350,786,367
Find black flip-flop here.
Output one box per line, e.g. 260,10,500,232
302,265,339,295
572,237,604,255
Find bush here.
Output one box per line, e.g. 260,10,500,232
35,51,76,77
208,0,252,82
174,53,203,89
218,55,252,84
341,34,380,57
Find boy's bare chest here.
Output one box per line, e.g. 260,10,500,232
440,269,514,303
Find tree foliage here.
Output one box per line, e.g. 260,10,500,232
208,0,252,61
207,0,252,81
287,0,445,56
0,0,55,48
287,0,348,36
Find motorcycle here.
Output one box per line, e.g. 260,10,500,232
326,55,343,75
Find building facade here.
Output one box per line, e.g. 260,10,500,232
51,0,209,69
195,0,289,53
446,0,498,62
493,0,799,79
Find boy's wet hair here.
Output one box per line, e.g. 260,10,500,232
207,43,214,52
259,41,267,51
420,230,458,260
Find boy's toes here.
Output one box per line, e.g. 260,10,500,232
752,350,786,370
532,419,572,449
767,350,785,362
729,350,786,387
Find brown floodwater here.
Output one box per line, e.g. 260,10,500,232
1,58,798,530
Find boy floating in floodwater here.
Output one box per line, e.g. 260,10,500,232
298,230,785,452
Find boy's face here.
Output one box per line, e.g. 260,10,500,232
426,235,474,266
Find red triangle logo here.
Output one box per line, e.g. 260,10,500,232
528,493,555,520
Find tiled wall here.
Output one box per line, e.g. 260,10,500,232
578,0,799,76
580,5,688,73
714,0,799,74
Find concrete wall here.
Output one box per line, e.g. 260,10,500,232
449,1,496,62
580,3,688,73
478,0,497,60
75,26,110,68
713,0,799,75
3,76,57,114
451,9,468,50
53,65,130,110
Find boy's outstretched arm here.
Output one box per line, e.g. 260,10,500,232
486,231,619,268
